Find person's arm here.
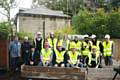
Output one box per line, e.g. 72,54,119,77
96,57,100,68
112,41,115,57
99,42,104,54
66,52,70,64
50,50,53,63
18,42,21,57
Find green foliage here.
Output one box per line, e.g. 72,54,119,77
0,22,11,39
17,32,34,40
72,8,120,38
54,26,75,36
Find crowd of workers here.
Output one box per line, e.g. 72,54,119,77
9,32,114,71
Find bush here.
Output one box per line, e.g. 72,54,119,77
54,26,75,37
72,8,120,38
17,32,34,41
0,22,11,40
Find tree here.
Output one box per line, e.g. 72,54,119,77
0,0,16,22
111,0,120,8
72,8,120,38
0,22,11,39
32,0,84,16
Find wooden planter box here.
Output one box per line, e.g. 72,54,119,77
21,65,86,80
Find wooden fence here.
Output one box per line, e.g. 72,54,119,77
114,39,120,61
0,40,9,70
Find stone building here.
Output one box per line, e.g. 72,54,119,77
16,6,71,36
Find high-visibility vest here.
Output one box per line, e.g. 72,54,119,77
82,41,92,56
41,48,52,63
103,41,113,57
69,41,81,50
55,50,66,63
48,38,57,48
88,52,99,66
91,41,101,55
68,51,80,64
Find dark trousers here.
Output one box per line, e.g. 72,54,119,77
10,57,20,71
104,56,113,66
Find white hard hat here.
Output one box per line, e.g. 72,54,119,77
91,34,96,39
105,34,110,39
50,32,54,34
24,36,28,40
37,31,41,35
84,34,89,38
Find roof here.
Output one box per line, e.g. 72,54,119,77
18,6,70,18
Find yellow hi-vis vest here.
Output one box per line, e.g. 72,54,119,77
48,38,57,48
68,51,80,64
82,41,92,56
88,52,99,66
55,50,66,63
103,41,113,57
41,48,52,63
75,41,82,51
91,41,101,55
69,41,81,50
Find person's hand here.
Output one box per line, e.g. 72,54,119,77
95,65,98,68
30,61,34,65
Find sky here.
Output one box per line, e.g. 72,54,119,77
0,0,32,22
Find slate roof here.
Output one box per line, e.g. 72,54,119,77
19,6,70,18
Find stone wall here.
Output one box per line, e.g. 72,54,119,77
18,15,71,36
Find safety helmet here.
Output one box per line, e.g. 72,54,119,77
24,36,28,40
37,31,41,35
91,34,96,39
57,41,62,47
70,42,76,49
105,34,110,39
84,34,89,38
92,46,97,50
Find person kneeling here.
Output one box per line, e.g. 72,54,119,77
27,47,40,66
67,43,83,68
88,46,100,68
39,42,53,67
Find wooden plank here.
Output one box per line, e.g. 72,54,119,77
21,65,86,80
0,40,9,70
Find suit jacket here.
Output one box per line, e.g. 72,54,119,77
27,51,40,66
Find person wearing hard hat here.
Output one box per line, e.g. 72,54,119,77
90,34,103,66
69,35,82,51
33,31,43,53
48,32,57,49
53,41,66,67
82,34,92,64
87,46,100,68
39,41,53,67
21,36,32,64
103,34,114,66
67,42,83,67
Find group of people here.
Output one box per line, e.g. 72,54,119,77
9,31,114,71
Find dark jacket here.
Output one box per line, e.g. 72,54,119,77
27,51,40,66
21,42,32,61
33,38,43,52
